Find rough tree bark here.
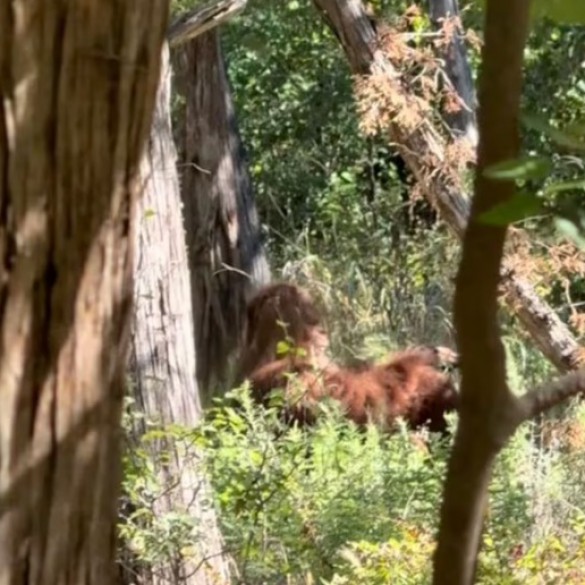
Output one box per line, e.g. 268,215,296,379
126,45,231,585
0,2,167,584
312,0,584,373
178,30,271,399
428,0,478,146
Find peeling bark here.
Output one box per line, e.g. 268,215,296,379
312,0,584,373
127,46,231,585
178,30,271,399
0,2,167,584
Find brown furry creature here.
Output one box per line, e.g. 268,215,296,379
234,282,330,385
237,281,459,434
248,344,459,434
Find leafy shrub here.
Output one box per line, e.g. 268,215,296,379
200,385,450,583
119,382,585,584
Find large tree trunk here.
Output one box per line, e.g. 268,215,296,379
179,30,271,399
312,0,584,373
0,3,167,584
126,45,231,585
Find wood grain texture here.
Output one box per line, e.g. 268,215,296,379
128,44,231,585
0,3,168,583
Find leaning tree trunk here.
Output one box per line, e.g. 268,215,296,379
312,0,585,373
0,2,167,584
179,29,271,400
126,45,231,585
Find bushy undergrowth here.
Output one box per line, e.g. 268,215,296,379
120,384,585,584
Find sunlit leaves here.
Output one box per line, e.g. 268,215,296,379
555,217,585,249
543,178,585,196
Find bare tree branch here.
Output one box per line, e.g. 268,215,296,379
519,369,585,420
428,0,478,146
168,0,247,47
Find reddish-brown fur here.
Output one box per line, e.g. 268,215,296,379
238,282,459,434
234,282,330,385
248,346,458,433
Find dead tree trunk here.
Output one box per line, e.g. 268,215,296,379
428,0,478,146
0,2,167,584
126,45,231,585
178,30,271,399
312,0,584,372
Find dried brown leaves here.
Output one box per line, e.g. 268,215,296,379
353,9,475,207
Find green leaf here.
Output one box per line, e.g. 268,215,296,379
483,156,552,181
533,0,585,23
144,208,156,219
479,192,544,226
543,179,585,195
522,113,585,151
555,217,585,249
276,340,291,356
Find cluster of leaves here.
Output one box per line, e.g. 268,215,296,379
477,3,585,251
190,385,451,583
118,403,208,572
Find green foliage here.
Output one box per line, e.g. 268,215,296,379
120,383,585,584
220,0,457,338
118,402,211,570
479,192,544,226
533,0,585,24
171,0,208,17
223,0,363,254
196,385,451,583
158,2,585,581
326,530,435,585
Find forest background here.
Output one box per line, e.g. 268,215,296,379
123,1,585,584
2,1,585,585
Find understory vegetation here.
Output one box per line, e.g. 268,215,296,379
121,379,585,584
119,0,585,582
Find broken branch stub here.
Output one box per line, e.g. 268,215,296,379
168,0,248,47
